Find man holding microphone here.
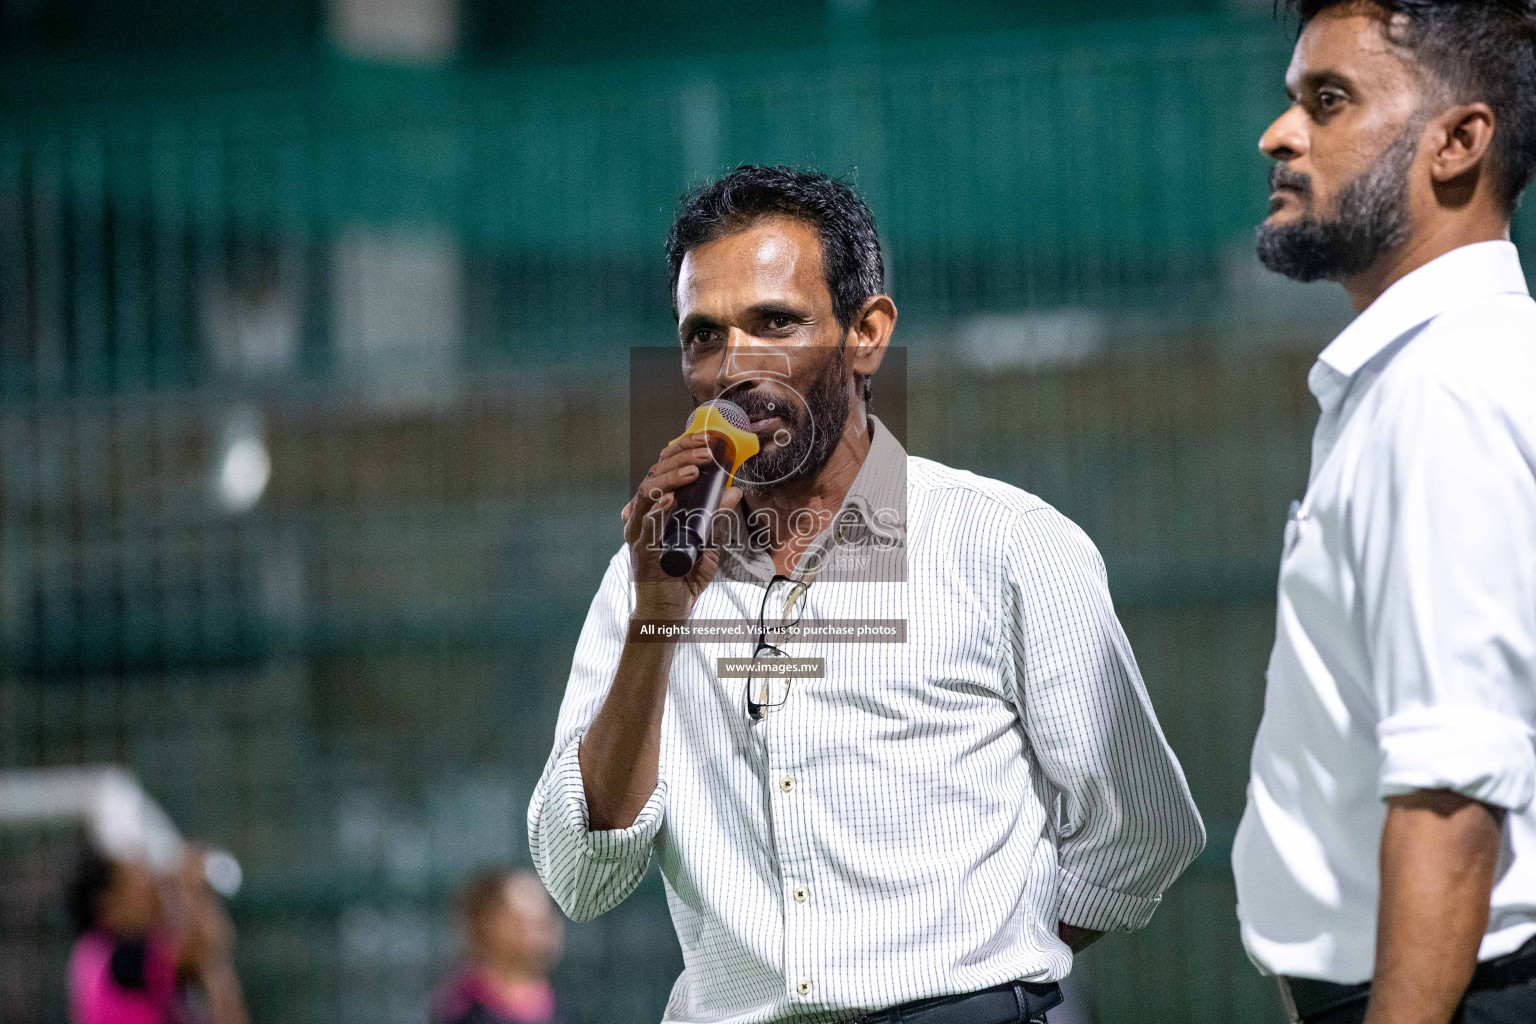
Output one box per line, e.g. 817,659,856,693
1233,2,1536,1022
529,165,1204,1024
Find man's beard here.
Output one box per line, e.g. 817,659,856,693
1255,124,1418,283
726,346,851,496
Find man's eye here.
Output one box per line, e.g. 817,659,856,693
1317,90,1344,110
769,316,792,329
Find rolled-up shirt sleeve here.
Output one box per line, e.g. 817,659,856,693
1351,368,1536,811
1004,508,1206,933
527,547,667,922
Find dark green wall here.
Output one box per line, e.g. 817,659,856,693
0,0,1229,57
466,0,1229,61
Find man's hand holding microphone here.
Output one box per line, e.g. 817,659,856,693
585,401,752,830
620,429,743,618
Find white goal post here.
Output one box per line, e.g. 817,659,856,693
0,766,241,897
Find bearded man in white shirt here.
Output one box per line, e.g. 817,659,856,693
528,165,1205,1024
1233,3,1536,1024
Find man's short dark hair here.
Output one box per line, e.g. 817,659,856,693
1287,0,1536,211
666,165,886,330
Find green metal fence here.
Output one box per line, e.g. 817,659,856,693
1,349,1309,1024
0,17,1301,394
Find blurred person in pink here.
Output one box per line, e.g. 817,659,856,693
431,869,574,1024
66,846,247,1024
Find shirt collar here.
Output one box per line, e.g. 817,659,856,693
722,413,908,582
836,413,907,537
1312,241,1528,399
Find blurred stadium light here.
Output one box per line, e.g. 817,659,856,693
4,3,1536,1023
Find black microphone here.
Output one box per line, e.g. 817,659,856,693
660,399,754,577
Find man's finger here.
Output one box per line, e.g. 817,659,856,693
625,434,715,542
653,442,715,479
639,492,674,547
644,462,703,499
636,449,713,506
655,431,709,465
626,465,698,544
627,456,684,533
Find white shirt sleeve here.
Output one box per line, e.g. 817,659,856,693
527,548,668,922
1350,367,1536,811
1003,508,1206,933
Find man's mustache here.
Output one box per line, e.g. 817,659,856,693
1270,164,1312,199
726,386,803,426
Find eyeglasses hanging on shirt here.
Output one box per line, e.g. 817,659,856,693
745,574,814,721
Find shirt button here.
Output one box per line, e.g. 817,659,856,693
779,775,795,792
796,979,812,997
793,885,809,903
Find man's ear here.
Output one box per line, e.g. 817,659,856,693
1429,102,1496,186
847,294,897,378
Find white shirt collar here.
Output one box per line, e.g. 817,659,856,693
721,413,908,583
1309,241,1529,412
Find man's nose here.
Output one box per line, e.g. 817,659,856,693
717,329,791,384
716,327,757,385
1260,106,1308,163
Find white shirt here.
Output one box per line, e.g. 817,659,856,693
529,418,1205,1023
1233,241,1536,983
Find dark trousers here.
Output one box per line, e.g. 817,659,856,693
1308,976,1536,1024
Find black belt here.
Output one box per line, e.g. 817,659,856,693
1278,934,1536,1023
848,980,1062,1024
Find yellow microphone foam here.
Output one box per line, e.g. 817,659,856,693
670,402,761,482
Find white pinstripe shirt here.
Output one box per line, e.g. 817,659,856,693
529,419,1205,1023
